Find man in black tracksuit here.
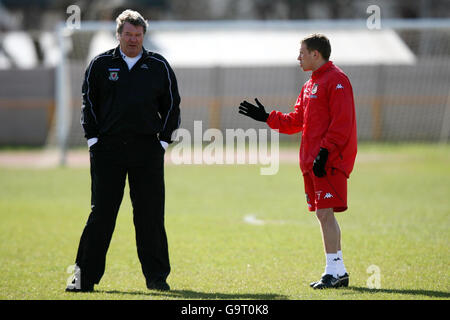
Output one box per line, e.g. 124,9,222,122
66,10,180,292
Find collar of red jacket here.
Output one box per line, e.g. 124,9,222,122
311,60,333,80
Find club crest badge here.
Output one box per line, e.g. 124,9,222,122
311,83,319,94
108,68,120,81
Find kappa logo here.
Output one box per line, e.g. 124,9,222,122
141,63,149,69
336,83,344,89
324,192,334,199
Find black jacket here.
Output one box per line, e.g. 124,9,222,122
81,46,181,143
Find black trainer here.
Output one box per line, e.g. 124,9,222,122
312,274,340,289
310,280,319,288
147,280,170,291
310,273,349,288
310,275,330,288
338,273,349,287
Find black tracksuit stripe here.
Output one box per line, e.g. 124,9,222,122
81,54,112,137
149,56,174,131
85,54,112,124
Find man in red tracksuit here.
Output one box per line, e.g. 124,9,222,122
239,34,357,289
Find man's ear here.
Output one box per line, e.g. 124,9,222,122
313,50,322,60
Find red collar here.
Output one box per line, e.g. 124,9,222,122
311,61,333,80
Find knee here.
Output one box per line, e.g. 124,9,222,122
316,208,334,224
86,208,117,228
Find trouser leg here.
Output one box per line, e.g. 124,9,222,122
128,144,170,283
75,151,126,285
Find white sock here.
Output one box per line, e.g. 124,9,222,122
324,253,339,278
336,250,347,276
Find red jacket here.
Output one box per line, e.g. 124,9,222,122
267,61,357,177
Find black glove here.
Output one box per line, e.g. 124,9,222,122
313,148,329,178
238,98,269,122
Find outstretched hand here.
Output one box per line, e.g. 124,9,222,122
238,98,269,122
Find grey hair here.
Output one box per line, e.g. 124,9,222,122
116,9,149,35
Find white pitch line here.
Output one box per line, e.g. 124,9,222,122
243,214,298,226
243,214,266,225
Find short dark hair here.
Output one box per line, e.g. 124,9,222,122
301,34,331,61
116,9,148,36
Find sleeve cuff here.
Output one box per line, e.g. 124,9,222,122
160,140,169,150
87,137,98,148
266,110,276,127
159,134,172,144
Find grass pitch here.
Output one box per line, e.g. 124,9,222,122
0,143,449,300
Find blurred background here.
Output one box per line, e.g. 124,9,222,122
0,0,449,162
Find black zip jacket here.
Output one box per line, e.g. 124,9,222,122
81,46,181,143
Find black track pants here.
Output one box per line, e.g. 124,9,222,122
75,135,170,285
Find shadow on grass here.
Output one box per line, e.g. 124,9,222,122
98,289,287,300
347,286,450,299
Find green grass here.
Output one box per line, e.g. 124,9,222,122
0,143,449,300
